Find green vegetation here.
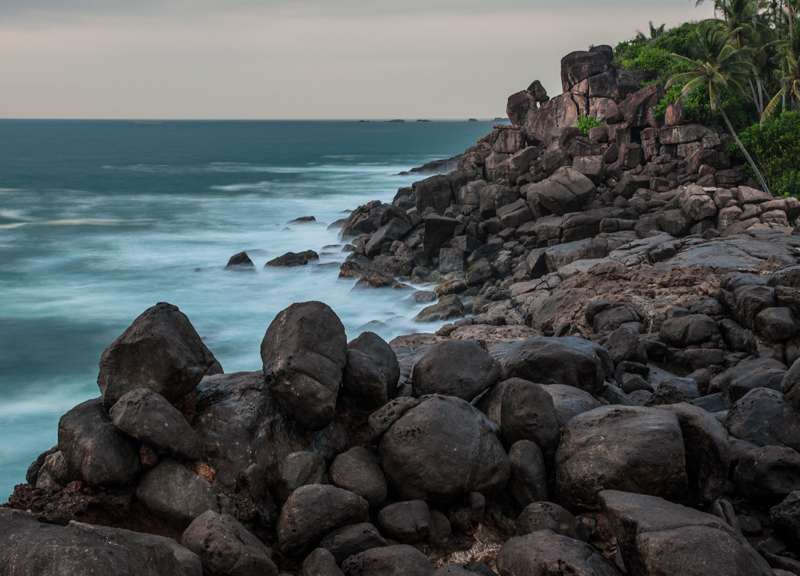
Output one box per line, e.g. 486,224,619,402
729,111,800,197
575,116,604,136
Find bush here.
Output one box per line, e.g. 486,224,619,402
654,83,757,129
576,116,604,136
613,21,698,86
729,111,800,197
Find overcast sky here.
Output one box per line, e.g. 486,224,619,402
0,1,714,119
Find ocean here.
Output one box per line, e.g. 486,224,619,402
0,119,499,499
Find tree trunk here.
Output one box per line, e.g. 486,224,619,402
714,90,772,194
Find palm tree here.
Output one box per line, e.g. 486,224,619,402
762,18,800,121
669,20,772,192
636,22,667,44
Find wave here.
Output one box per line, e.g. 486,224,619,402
1,218,154,228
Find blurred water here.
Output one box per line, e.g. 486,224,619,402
0,119,498,499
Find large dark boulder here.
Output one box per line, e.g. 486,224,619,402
599,490,772,576
617,83,665,128
261,302,347,431
0,508,198,576
724,388,800,452
226,251,256,271
377,500,431,543
275,451,326,503
560,46,613,92
501,337,614,395
710,357,786,401
320,523,387,565
341,545,435,576
556,406,687,510
379,395,510,501
277,484,369,558
411,339,502,401
508,440,548,507
659,403,730,504
97,302,217,409
136,458,235,526
500,379,560,455
496,530,621,576
734,445,800,505
543,384,602,427
414,176,454,216
110,388,202,461
515,501,590,541
507,91,536,127
423,216,460,259
343,332,400,409
329,447,388,507
58,398,141,486
181,511,278,576
659,314,720,347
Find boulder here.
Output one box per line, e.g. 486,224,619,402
770,490,800,550
756,307,798,342
341,545,435,576
542,384,602,427
97,302,217,409
355,267,399,289
423,216,460,259
507,91,536,126
432,565,476,576
507,439,548,507
659,314,720,347
329,447,388,507
599,490,772,576
710,357,785,400
181,511,278,576
479,185,518,218
225,251,255,271
734,445,800,504
342,332,400,409
0,508,197,576
320,523,387,565
501,379,561,454
560,46,613,92
368,397,420,444
277,484,369,558
604,327,646,365
136,458,234,526
724,388,800,452
501,337,614,395
496,530,621,576
617,83,665,128
275,451,327,503
58,398,141,486
303,548,345,576
411,339,502,401
556,406,687,509
515,501,590,541
110,388,203,461
414,175,454,215
377,500,431,543
379,395,510,501
266,252,314,267
261,302,347,431
415,295,465,322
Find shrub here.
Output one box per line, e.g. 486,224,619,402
729,111,800,198
576,116,604,136
654,83,757,129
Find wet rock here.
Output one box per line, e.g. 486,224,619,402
355,267,399,289
415,295,465,322
226,251,256,271
377,500,431,543
329,447,388,507
320,523,387,565
303,548,345,576
724,388,800,452
379,395,510,501
501,379,561,454
110,388,203,461
599,490,772,576
58,398,141,486
261,301,347,431
181,510,278,576
556,406,687,509
501,337,614,395
136,458,234,526
411,339,502,401
734,445,800,505
659,402,730,504
0,508,196,576
496,530,621,576
515,501,590,541
278,484,369,558
341,544,434,576
97,302,217,409
508,440,547,507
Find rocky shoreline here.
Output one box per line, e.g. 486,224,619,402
3,45,800,575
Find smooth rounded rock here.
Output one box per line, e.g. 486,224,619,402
377,501,431,543
341,545,434,576
501,379,561,454
329,447,388,507
515,501,590,541
724,388,800,452
320,523,387,566
496,530,621,576
411,339,502,401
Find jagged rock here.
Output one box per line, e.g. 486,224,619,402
379,395,510,501
266,251,317,267
617,83,665,128
110,388,203,461
496,530,621,576
556,406,687,509
329,447,388,508
356,267,399,289
136,458,234,526
181,511,278,576
226,251,256,271
341,545,435,576
423,215,460,258
599,490,772,576
320,523,387,565
515,501,590,541
411,339,502,401
261,301,347,431
378,500,431,543
415,295,465,322
97,302,217,409
58,398,141,486
0,508,198,576
277,484,369,558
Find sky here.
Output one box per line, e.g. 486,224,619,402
0,0,715,120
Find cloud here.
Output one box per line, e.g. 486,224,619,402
0,1,714,119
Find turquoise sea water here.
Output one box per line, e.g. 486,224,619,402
0,119,498,499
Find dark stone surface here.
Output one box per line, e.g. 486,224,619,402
411,339,502,401
734,445,800,505
500,379,561,454
320,523,387,566
377,500,431,543
329,447,388,507
341,544,435,576
496,530,621,576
